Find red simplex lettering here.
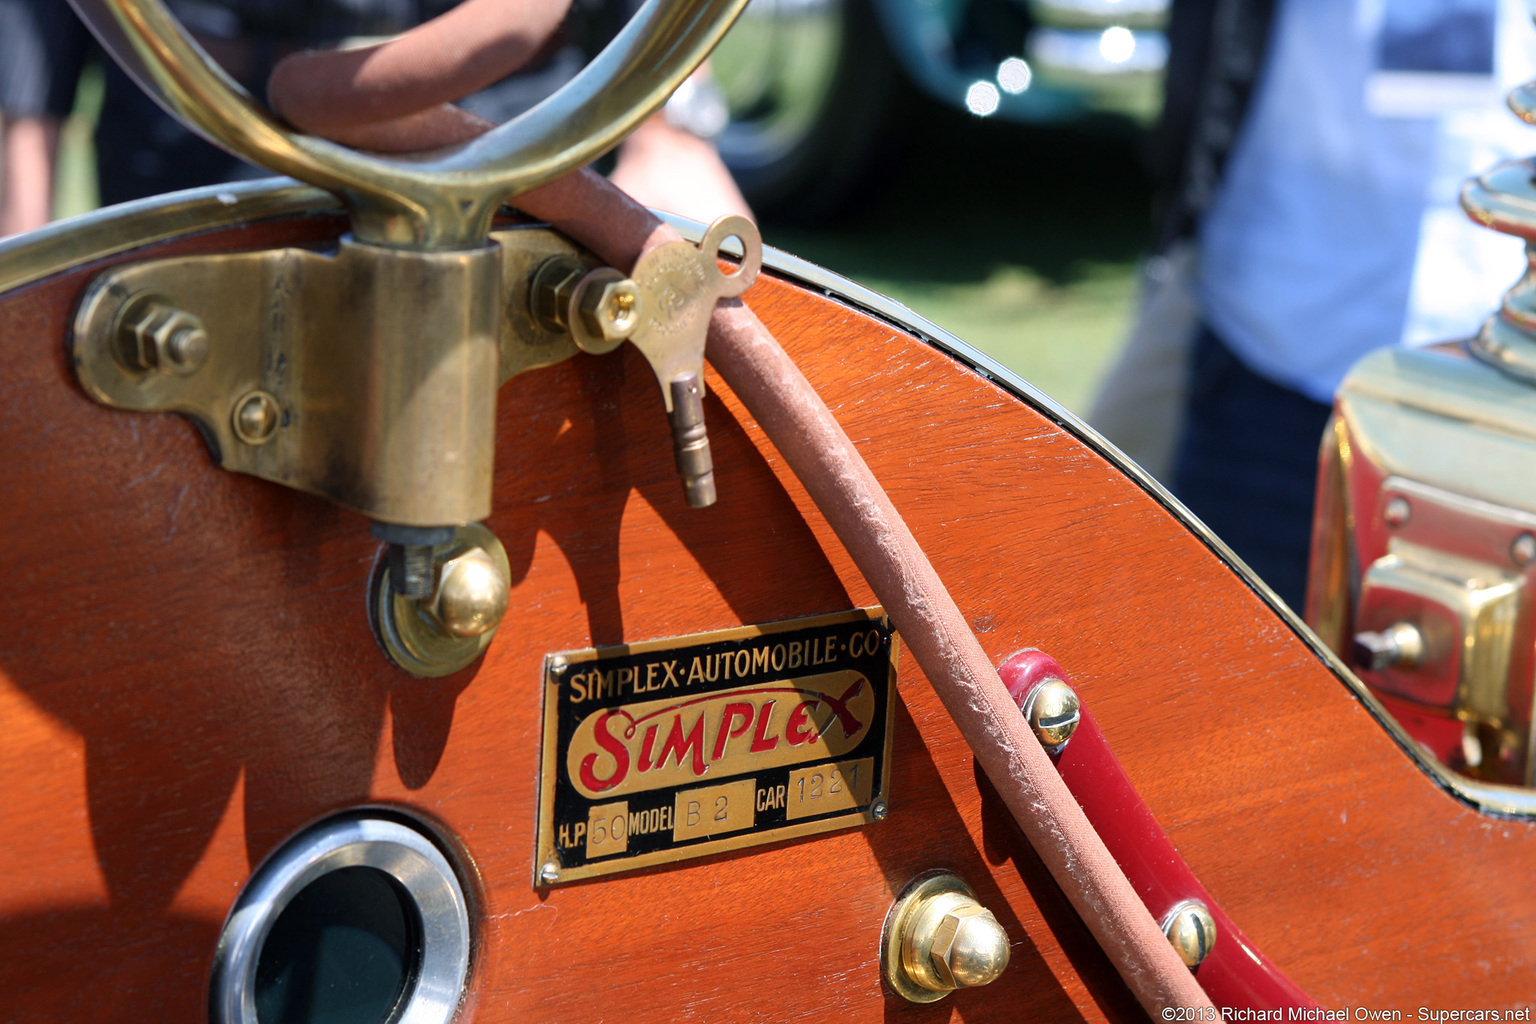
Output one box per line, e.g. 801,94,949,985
655,712,708,776
750,700,780,752
712,702,756,761
579,710,631,791
637,723,660,771
785,701,821,745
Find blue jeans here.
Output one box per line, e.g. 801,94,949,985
1171,326,1334,611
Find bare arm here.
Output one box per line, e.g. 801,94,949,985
0,114,59,237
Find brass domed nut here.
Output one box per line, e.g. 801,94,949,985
428,546,511,639
883,872,1011,1003
1162,899,1217,968
1021,677,1081,751
572,268,645,355
371,523,512,678
116,294,209,375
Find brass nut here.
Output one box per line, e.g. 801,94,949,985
372,523,513,678
529,256,585,333
232,391,280,445
1022,678,1081,750
577,273,642,342
428,546,511,639
928,903,1010,990
118,296,209,375
570,268,644,354
1162,899,1218,968
884,873,1011,1003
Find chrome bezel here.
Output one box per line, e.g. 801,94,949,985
209,814,471,1024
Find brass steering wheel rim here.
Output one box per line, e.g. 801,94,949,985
65,0,750,249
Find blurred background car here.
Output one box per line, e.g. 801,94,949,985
709,0,1168,218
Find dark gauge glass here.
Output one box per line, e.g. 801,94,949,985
253,866,421,1024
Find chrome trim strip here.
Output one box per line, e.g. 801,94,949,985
209,814,471,1024
660,210,1536,819
4,184,1525,815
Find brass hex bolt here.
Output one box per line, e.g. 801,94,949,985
117,295,209,375
1351,620,1425,672
529,256,584,332
529,259,644,355
927,902,1011,990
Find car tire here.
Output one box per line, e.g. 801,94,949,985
711,0,900,222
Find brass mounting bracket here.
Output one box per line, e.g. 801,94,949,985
71,225,591,527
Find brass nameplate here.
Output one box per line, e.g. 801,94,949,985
535,608,897,885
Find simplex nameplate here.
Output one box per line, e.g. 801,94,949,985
535,608,898,885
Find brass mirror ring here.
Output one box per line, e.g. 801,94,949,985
66,0,751,249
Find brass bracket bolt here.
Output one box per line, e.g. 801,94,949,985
574,269,645,353
1351,620,1425,672
427,546,512,639
114,294,210,376
371,523,512,678
530,257,646,356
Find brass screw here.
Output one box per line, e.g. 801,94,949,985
1162,900,1218,968
539,860,560,885
871,800,888,821
428,546,511,639
117,295,209,375
580,276,641,339
232,391,280,445
1021,678,1081,751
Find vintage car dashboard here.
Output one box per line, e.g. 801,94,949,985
5,0,1536,1020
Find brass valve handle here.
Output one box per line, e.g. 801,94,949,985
64,0,750,249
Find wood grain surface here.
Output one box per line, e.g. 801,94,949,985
0,209,1528,1022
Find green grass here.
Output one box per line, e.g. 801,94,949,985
761,103,1151,414
771,237,1140,414
54,64,103,221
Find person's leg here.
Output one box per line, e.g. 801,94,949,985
1172,325,1333,611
